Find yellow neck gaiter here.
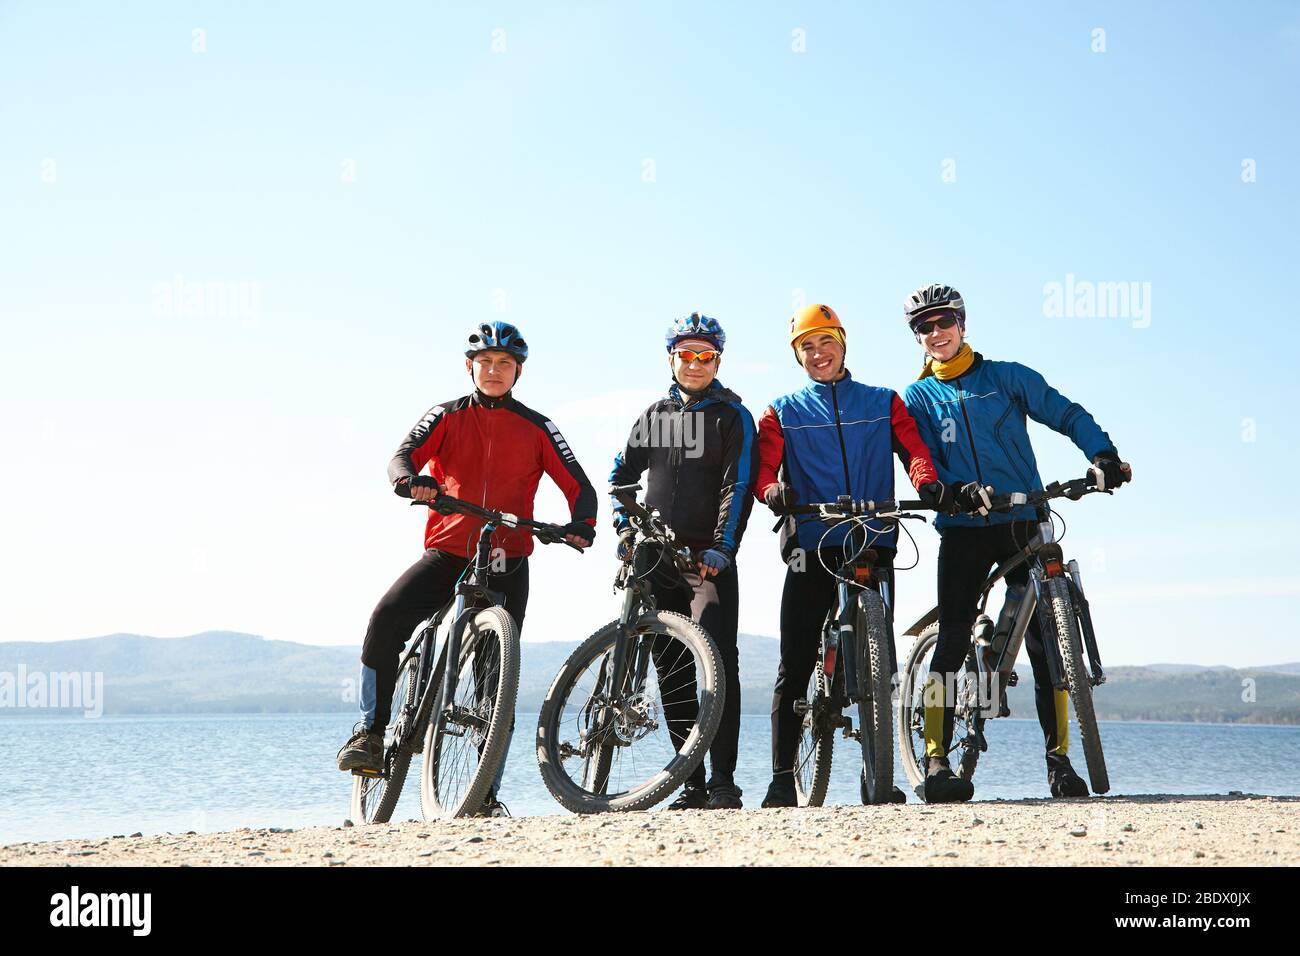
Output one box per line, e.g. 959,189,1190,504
927,342,974,381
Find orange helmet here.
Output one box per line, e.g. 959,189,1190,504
789,303,844,350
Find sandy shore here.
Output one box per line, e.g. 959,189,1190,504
3,794,1295,866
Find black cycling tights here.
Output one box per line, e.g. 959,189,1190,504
771,549,895,778
649,563,741,789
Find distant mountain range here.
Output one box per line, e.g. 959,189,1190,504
2,631,1298,724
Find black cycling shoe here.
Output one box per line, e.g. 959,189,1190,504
760,776,798,808
860,768,909,804
923,756,975,804
337,723,384,773
1046,753,1089,798
707,782,743,810
479,795,512,818
666,784,709,810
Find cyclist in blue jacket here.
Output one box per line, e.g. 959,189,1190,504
901,283,1132,803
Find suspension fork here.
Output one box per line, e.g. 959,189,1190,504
837,577,860,701
608,585,640,695
438,593,468,721
1067,559,1106,684
1030,569,1068,690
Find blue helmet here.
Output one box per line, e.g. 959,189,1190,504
665,312,726,352
466,321,528,362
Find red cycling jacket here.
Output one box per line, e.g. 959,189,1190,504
387,390,598,559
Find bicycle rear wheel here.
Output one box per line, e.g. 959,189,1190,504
536,611,723,813
897,624,983,790
855,589,894,804
1045,576,1109,794
349,643,422,824
420,606,520,819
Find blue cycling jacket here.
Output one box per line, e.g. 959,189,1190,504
902,353,1116,530
759,370,937,555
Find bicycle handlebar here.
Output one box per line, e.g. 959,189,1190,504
411,494,586,552
609,483,697,574
776,498,929,518
976,473,1107,515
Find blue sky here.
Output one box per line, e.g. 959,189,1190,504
1,2,1296,666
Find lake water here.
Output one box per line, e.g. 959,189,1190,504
2,713,1298,844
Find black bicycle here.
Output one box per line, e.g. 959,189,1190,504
897,475,1112,796
776,495,928,806
349,494,580,823
535,484,724,813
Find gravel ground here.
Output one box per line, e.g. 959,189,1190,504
3,794,1295,867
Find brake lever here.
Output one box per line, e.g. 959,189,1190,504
409,498,454,515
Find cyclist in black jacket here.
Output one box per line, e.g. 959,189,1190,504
608,313,759,809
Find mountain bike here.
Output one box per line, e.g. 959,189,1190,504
776,495,928,805
897,474,1112,796
350,494,580,823
535,484,724,813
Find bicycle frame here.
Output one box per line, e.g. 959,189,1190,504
580,486,700,775
375,519,511,776
826,550,894,706
961,518,1106,720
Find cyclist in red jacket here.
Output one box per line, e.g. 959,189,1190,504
337,321,597,816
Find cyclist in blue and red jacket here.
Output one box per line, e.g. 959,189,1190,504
336,321,598,817
901,283,1131,803
754,304,951,808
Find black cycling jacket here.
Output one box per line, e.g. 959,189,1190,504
608,380,758,561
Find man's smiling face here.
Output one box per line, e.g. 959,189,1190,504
799,332,844,382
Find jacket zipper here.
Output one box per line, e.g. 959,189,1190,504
954,379,989,525
829,378,852,494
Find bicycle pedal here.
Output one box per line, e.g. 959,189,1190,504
351,768,382,778
792,699,810,715
1006,670,1019,687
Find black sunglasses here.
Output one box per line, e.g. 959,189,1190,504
912,314,960,337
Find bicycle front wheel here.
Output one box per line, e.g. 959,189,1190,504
897,624,982,790
855,589,894,804
536,611,724,813
1045,576,1109,794
795,651,834,808
420,606,520,819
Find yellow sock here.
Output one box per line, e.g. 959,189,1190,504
1050,688,1070,756
923,676,946,758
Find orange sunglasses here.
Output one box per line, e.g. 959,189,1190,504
672,348,720,363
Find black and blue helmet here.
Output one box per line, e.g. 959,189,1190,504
665,312,726,352
466,321,528,362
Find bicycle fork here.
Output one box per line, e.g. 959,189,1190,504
1067,559,1106,685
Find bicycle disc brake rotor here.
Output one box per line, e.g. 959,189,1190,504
612,692,659,744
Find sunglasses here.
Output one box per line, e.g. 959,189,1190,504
672,349,720,363
912,314,961,337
